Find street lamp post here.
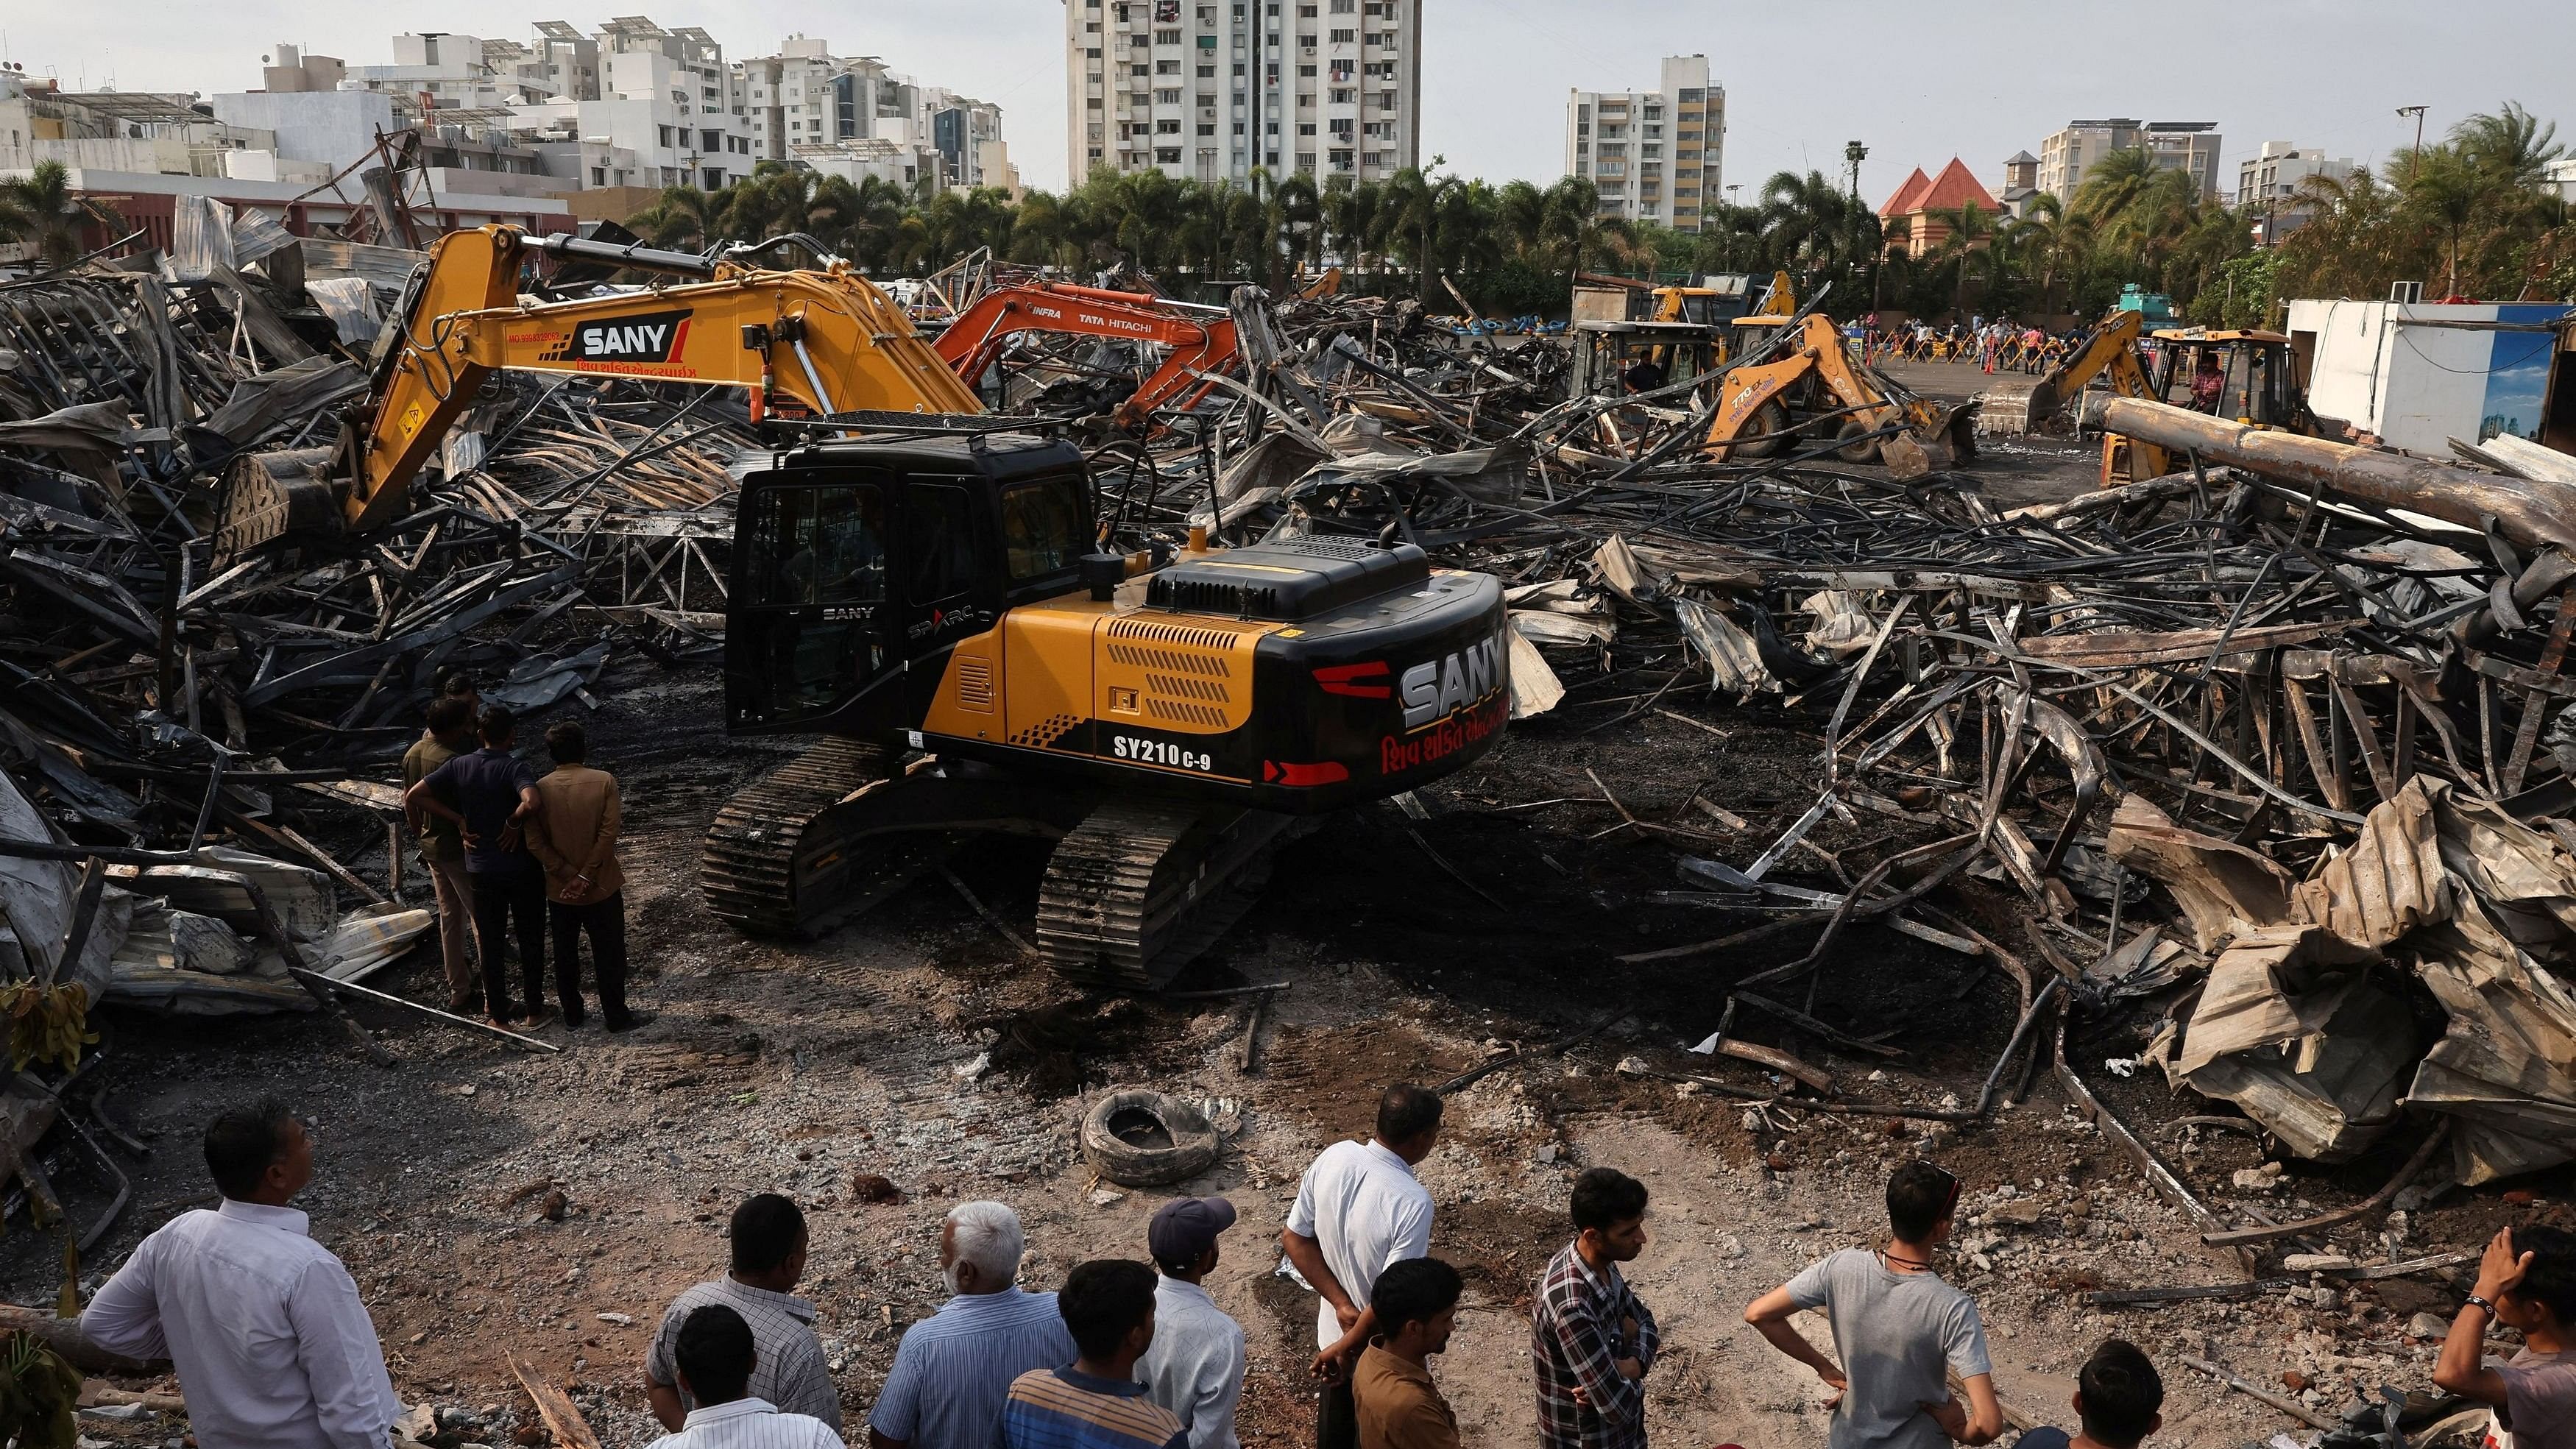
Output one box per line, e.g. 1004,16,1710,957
1845,140,1876,311
2396,104,2429,160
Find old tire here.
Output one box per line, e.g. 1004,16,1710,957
1833,418,1883,464
1081,1089,1220,1187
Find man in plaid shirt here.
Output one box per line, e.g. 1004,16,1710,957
1531,1168,1660,1449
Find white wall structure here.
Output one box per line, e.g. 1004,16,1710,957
212,90,397,178
1066,0,1421,186
1563,54,1721,233
2288,298,2575,456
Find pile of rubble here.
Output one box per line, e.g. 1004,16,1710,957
1052,283,2576,1219
10,218,2576,1270
0,204,779,1250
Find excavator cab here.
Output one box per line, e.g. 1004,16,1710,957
726,432,1092,739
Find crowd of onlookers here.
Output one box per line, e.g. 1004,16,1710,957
71,1087,2576,1448
1861,317,2087,375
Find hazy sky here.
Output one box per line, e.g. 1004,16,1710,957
9,0,2572,204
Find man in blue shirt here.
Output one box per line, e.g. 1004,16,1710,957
868,1201,1075,1449
405,705,550,1027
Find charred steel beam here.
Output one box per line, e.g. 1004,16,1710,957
2097,396,2576,554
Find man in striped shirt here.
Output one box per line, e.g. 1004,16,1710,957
997,1260,1186,1449
1532,1168,1660,1449
644,1305,843,1449
869,1202,1076,1449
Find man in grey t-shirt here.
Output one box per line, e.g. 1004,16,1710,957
1745,1161,2001,1448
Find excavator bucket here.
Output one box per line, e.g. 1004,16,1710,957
1881,403,1979,480
1975,374,2063,438
1880,433,1939,480
213,444,345,559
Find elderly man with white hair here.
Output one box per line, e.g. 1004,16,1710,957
868,1200,1077,1449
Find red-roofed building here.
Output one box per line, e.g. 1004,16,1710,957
1878,167,1931,221
1880,157,2001,258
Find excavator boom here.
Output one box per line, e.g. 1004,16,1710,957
216,224,980,553
933,282,1238,431
1702,313,1970,478
1972,308,2173,483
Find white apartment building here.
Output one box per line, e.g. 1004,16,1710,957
344,33,517,113
2037,118,2224,203
1064,0,1423,187
2543,156,2576,203
567,19,757,190
740,39,919,163
223,21,998,200
1563,54,1722,232
2236,141,2355,243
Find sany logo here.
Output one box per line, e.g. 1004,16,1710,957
568,309,691,363
1399,634,1504,730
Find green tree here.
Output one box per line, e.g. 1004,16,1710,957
0,160,121,266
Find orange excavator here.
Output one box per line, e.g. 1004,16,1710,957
932,283,1239,432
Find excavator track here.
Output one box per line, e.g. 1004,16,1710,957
702,738,912,938
1036,802,1299,992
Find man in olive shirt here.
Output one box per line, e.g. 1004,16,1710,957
1351,1258,1462,1449
528,722,637,1031
401,697,480,1013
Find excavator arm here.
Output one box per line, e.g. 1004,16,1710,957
933,283,1237,432
1702,313,1970,478
1981,308,2172,483
217,224,980,553
2017,309,2150,426
1704,313,1900,458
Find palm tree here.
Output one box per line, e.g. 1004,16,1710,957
2070,147,2158,230
2454,102,2563,191
1540,175,1627,295
0,160,121,266
626,184,721,250
1495,180,1549,262
1690,202,1765,274
2400,143,2485,297
1760,169,1851,272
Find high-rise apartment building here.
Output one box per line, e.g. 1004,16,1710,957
1064,0,1422,186
2037,118,2223,203
2236,141,2355,244
1563,55,1722,232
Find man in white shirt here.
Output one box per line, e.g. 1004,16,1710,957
1136,1197,1246,1449
81,1100,400,1449
1280,1084,1442,1449
647,1305,845,1449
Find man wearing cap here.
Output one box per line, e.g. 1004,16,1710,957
1136,1198,1246,1449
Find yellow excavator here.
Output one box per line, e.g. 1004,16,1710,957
1700,312,1975,478
217,224,1512,989
1979,311,2315,487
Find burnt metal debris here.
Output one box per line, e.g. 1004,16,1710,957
7,227,2576,1264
